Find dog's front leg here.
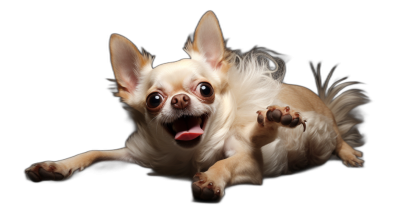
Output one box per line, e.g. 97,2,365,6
25,147,133,182
191,105,309,200
192,136,263,201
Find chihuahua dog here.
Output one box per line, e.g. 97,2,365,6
25,11,368,201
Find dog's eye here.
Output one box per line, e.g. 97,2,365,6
146,93,164,108
197,82,214,97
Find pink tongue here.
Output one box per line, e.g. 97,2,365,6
174,116,204,141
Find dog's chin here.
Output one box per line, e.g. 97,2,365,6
163,114,208,148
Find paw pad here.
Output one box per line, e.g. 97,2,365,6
192,173,221,201
258,105,306,131
25,162,65,182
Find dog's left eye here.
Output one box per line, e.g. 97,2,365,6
196,82,214,97
146,93,164,108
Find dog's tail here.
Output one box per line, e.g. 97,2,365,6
310,63,369,148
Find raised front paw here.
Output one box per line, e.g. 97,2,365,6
257,105,306,131
192,172,222,201
25,161,69,182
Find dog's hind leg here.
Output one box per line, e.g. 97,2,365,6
336,139,364,167
25,147,132,182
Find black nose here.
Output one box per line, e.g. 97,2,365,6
171,94,190,109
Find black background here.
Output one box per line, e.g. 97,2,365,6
10,2,394,222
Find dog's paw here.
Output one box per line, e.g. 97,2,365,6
257,105,306,131
339,149,364,167
192,172,222,201
25,161,70,182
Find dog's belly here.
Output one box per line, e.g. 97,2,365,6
261,111,337,176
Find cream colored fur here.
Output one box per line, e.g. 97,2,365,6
25,11,367,201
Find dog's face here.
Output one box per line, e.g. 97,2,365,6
109,11,233,148
142,59,222,148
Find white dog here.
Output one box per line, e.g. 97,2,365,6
25,11,368,201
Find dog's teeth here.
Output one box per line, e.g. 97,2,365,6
197,117,202,125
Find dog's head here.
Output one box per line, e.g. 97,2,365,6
109,11,234,148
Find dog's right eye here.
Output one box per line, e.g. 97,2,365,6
146,93,164,108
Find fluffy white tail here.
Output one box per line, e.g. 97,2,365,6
310,63,369,148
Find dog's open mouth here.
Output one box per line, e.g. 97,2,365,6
164,114,208,142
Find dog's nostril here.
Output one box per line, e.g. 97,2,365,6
171,94,190,109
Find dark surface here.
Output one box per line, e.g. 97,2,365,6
7,2,398,223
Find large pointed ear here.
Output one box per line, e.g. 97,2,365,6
190,11,225,69
109,34,152,101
